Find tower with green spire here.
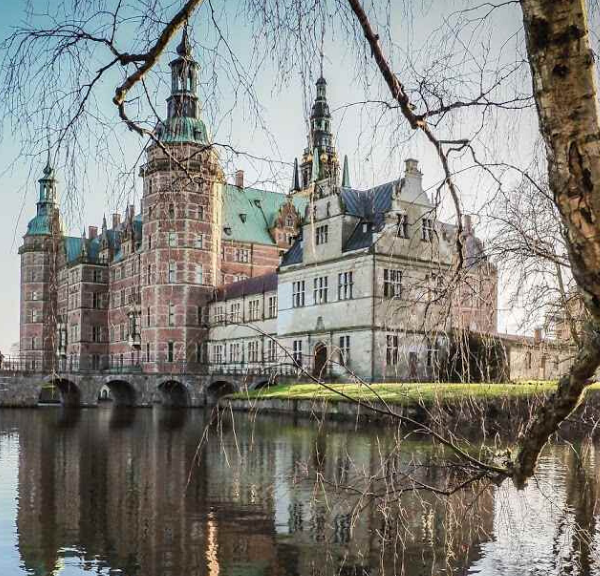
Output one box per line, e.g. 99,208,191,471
19,156,62,371
140,27,224,374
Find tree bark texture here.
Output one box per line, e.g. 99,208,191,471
514,0,600,486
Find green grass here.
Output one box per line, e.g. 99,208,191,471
227,381,566,407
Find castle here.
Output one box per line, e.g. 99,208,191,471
19,30,498,383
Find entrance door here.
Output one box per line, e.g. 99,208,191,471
313,343,328,378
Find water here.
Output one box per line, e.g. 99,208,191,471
0,407,598,575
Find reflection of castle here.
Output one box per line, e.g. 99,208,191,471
10,410,495,576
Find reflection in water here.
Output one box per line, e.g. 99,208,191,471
0,409,598,575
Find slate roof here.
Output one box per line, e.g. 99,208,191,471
222,185,308,245
214,272,278,301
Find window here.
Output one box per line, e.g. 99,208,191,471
292,281,305,308
148,235,152,250
197,306,204,325
92,292,102,309
286,215,294,227
248,341,259,363
195,234,204,249
339,336,350,366
397,213,408,238
267,296,277,318
92,326,102,343
230,302,241,322
31,336,37,350
383,269,402,299
146,265,152,284
120,324,125,341
93,270,102,283
267,339,276,362
168,203,175,219
146,343,150,362
230,342,241,363
195,265,203,285
146,307,151,327
315,225,328,245
31,291,39,301
120,289,125,307
32,309,41,323
313,276,328,304
168,342,175,363
168,262,176,283
421,218,434,242
235,248,250,263
168,232,177,247
213,344,223,364
198,205,205,221
386,335,399,365
168,301,175,326
249,300,261,321
338,272,354,300
214,306,225,325
292,340,303,366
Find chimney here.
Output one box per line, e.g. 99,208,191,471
112,213,121,229
235,170,244,189
88,226,98,240
533,327,543,343
463,215,472,235
405,158,420,175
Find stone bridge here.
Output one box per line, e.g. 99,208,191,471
0,370,286,408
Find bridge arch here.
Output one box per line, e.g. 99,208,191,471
206,380,237,405
248,379,274,391
102,379,137,407
47,378,81,407
157,379,189,408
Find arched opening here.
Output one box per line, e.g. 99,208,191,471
104,380,136,407
206,380,236,405
158,380,189,408
98,386,112,403
313,342,328,379
38,383,61,405
251,379,274,391
48,378,81,407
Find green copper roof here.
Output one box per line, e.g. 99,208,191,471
156,117,208,145
26,213,52,236
222,184,307,245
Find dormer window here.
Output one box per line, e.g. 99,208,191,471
421,218,434,242
240,213,247,223
397,213,408,238
316,225,328,245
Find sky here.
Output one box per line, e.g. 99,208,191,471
0,0,532,353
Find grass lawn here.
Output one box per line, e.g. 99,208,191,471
227,381,571,407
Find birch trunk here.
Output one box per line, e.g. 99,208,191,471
513,0,600,486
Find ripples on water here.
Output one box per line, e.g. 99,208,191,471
0,407,598,576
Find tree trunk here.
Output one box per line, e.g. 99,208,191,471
513,0,600,486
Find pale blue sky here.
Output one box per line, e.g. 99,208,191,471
0,0,530,353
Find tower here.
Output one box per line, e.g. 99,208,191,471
19,156,61,370
140,28,224,373
296,76,340,194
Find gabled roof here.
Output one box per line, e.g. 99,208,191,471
221,184,308,245
214,272,278,301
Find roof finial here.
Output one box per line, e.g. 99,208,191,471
291,158,301,192
342,155,351,188
176,21,192,58
43,133,54,178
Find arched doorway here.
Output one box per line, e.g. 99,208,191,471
313,342,328,379
104,380,136,407
158,380,189,408
206,380,236,405
48,378,81,407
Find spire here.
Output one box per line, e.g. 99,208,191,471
167,27,200,120
102,214,108,232
37,146,56,206
310,76,332,150
311,147,321,183
290,158,300,192
342,155,350,188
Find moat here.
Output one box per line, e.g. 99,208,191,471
0,407,599,575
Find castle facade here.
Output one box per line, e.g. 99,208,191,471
19,30,497,382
